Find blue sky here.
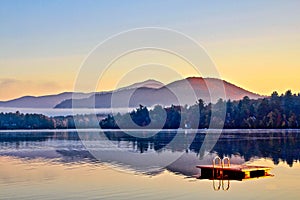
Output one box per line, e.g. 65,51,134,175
1,0,298,58
0,0,300,100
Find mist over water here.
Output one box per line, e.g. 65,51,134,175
0,107,132,117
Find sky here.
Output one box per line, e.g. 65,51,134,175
0,0,300,101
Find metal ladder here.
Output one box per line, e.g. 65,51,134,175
212,156,230,191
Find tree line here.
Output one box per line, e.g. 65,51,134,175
0,90,299,130
0,111,103,129
100,90,300,129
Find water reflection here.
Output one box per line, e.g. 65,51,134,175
0,129,300,176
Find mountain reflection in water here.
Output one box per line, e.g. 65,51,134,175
0,129,299,176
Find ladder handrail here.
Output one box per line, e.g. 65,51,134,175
222,179,230,191
213,156,230,168
212,156,222,180
222,157,230,168
212,156,231,179
212,156,231,191
213,156,222,167
213,179,221,191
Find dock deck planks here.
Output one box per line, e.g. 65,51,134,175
196,164,273,180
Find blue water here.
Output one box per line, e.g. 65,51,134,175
0,129,300,199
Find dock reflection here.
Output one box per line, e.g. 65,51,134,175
0,129,299,177
196,156,274,191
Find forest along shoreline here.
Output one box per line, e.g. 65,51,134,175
0,90,299,130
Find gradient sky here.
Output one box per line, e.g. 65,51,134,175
0,0,300,100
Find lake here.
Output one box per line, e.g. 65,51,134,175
0,129,300,199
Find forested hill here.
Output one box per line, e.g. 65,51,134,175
100,90,300,129
1,90,299,130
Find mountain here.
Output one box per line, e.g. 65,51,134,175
116,79,164,91
0,80,164,108
55,77,262,108
0,77,262,109
0,92,92,108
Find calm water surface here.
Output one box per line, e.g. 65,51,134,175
0,129,300,199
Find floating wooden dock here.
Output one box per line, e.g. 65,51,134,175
196,156,273,181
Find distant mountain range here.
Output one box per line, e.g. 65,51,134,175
0,77,262,109
56,77,262,108
0,92,92,108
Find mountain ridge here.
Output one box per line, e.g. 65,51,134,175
0,77,263,108
55,77,262,108
0,92,92,108
116,79,164,91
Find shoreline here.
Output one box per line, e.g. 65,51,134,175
1,128,300,132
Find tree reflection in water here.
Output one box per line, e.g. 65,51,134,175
0,129,299,174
